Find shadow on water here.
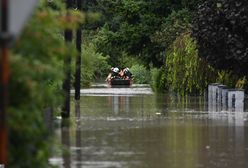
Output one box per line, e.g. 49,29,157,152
61,119,71,168
50,85,248,168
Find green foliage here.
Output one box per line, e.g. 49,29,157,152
117,52,144,70
151,9,192,49
9,55,58,168
235,76,247,89
150,68,160,90
81,42,110,87
150,67,168,92
86,12,102,24
92,0,202,67
165,33,216,95
130,64,150,84
215,70,236,88
192,0,248,76
7,0,83,167
93,24,122,66
215,70,248,90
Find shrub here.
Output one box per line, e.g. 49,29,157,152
81,42,110,86
165,32,216,95
130,64,150,84
7,1,81,167
150,66,168,92
151,9,192,49
9,54,60,168
192,0,248,76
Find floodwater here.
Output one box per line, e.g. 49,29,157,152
49,84,248,168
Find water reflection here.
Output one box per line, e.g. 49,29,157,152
61,120,71,168
75,101,82,168
50,86,248,168
110,96,139,115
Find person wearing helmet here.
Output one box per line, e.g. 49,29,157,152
113,67,119,73
112,67,120,79
123,67,133,80
105,67,115,82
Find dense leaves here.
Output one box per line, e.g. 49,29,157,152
80,42,110,86
8,1,82,167
151,9,192,49
164,33,216,95
130,64,150,84
92,0,202,67
192,0,248,76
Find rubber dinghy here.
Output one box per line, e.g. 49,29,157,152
106,67,133,87
109,78,132,86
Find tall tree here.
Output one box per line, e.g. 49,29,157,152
62,0,73,118
90,0,202,67
193,0,248,76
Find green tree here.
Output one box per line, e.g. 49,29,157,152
92,0,202,67
165,33,215,95
130,64,150,84
192,0,248,76
151,9,192,49
80,42,110,87
8,1,82,167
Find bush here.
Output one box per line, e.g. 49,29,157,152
192,0,248,76
9,55,60,168
215,70,248,91
7,1,82,167
150,66,168,92
150,68,160,91
81,42,110,86
165,32,216,95
130,64,150,84
151,9,192,49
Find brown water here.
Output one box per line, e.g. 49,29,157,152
49,85,248,168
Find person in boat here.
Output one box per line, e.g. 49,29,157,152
119,68,125,78
123,67,133,80
105,67,120,82
105,67,114,82
112,67,120,78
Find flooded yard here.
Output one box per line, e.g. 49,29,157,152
49,84,248,168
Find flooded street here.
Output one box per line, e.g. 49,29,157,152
50,84,248,168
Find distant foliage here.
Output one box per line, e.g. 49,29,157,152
192,0,248,76
151,9,192,49
81,42,110,87
92,0,202,67
150,68,160,91
215,70,236,87
153,32,247,94
165,33,216,95
235,76,247,89
215,70,248,90
130,64,150,84
150,66,168,92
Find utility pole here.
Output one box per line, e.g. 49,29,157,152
75,0,82,100
0,47,8,167
0,0,8,165
62,0,74,118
